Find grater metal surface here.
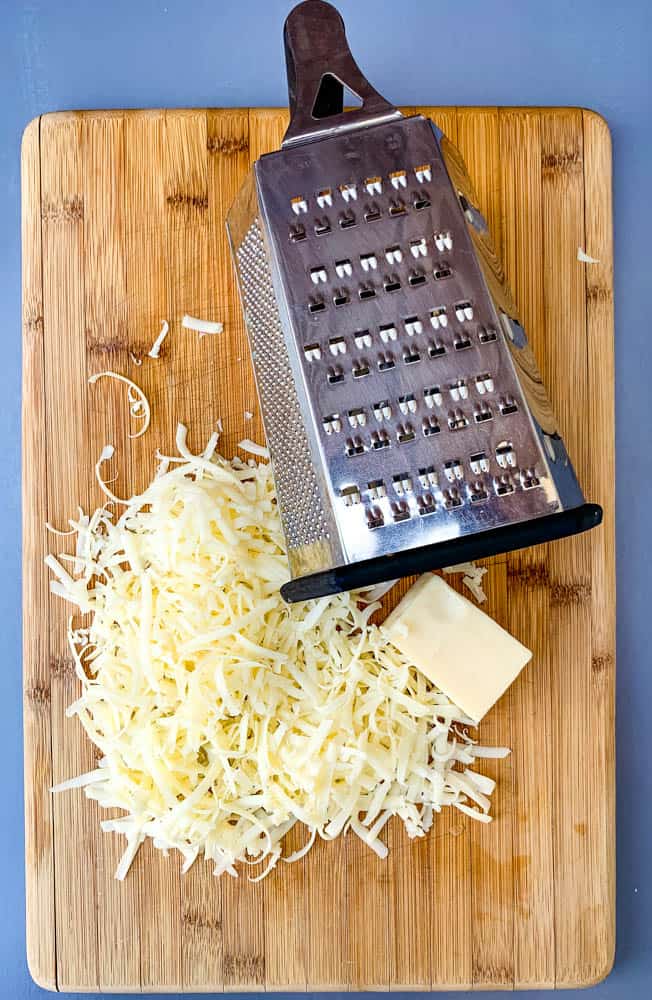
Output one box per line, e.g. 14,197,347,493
227,0,602,602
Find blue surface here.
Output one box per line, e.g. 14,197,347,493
2,0,651,996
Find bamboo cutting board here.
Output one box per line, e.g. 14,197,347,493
22,106,615,992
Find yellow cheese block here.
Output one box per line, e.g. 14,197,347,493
383,573,532,724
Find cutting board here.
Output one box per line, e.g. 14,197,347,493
22,106,615,992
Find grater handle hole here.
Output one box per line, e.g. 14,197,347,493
282,1,401,147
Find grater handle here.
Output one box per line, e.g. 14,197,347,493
282,0,402,147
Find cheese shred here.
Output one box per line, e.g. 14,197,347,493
47,426,507,881
443,561,488,603
181,314,224,337
88,371,151,439
148,320,170,359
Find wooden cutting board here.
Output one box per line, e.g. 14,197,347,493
22,106,615,992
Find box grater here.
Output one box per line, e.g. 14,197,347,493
227,0,602,603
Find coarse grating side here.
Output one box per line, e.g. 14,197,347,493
236,220,331,552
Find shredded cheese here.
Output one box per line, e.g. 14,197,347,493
148,320,170,359
47,427,507,881
88,371,151,439
94,444,132,506
443,561,488,603
237,438,270,460
577,246,600,264
359,579,398,604
46,522,77,537
181,314,224,337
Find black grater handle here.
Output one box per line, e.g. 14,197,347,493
282,0,401,147
281,504,604,603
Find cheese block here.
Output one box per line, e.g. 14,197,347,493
383,573,532,724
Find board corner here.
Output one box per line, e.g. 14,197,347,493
26,940,57,993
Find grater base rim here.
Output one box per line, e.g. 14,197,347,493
280,503,603,602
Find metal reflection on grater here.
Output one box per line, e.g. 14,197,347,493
227,0,602,602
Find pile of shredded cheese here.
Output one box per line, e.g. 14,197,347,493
48,427,507,881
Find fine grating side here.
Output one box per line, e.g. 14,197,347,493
236,220,331,552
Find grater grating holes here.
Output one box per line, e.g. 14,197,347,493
499,395,519,416
366,506,385,528
469,480,490,503
403,346,421,365
520,468,541,490
443,487,463,510
371,429,391,449
408,269,427,287
314,217,331,236
474,403,493,423
448,408,469,431
495,473,515,496
396,423,416,444
384,274,402,293
413,192,431,211
428,339,446,358
496,442,517,468
367,479,386,499
418,493,437,515
364,203,382,222
391,500,411,522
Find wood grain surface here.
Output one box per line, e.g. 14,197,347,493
22,106,615,992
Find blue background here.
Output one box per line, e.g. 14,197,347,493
2,0,650,996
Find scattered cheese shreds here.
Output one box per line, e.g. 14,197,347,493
51,769,110,793
281,826,316,864
129,352,143,366
359,579,398,604
237,438,270,460
148,320,170,359
94,444,132,506
244,410,253,421
577,246,600,264
462,572,487,604
46,521,77,537
443,561,488,603
443,562,478,575
468,745,510,759
182,314,224,337
88,371,151,439
47,425,507,881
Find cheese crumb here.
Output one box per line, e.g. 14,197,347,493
577,246,600,264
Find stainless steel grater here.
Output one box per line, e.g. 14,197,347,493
227,0,602,603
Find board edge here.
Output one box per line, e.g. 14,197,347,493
22,114,59,993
